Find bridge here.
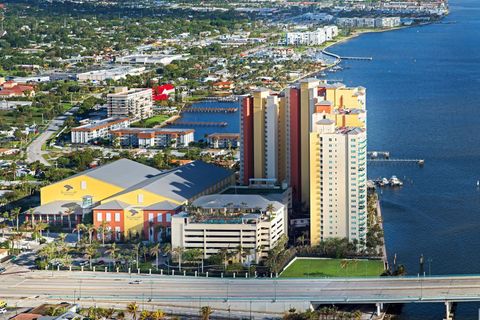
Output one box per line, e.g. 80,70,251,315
3,271,480,319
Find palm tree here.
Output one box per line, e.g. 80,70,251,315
32,222,48,240
84,243,98,269
172,246,184,271
141,245,149,263
218,247,230,270
74,223,86,243
86,224,95,244
10,207,21,231
150,243,160,270
104,308,115,320
97,220,109,246
106,243,119,266
0,222,7,237
134,243,141,269
63,208,73,231
139,310,151,320
151,310,165,320
265,203,275,215
200,306,213,320
235,244,243,263
126,302,139,320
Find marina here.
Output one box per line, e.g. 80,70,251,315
182,106,238,113
167,121,228,127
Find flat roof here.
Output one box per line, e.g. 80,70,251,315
192,194,283,211
72,117,129,132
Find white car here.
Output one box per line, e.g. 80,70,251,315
0,308,7,314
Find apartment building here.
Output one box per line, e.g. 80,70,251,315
107,87,153,121
71,117,130,144
171,194,286,263
110,127,194,148
285,26,339,46
309,117,367,245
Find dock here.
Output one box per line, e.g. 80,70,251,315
182,106,238,113
368,159,425,166
341,56,373,61
167,121,228,127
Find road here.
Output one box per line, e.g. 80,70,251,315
26,107,78,166
2,271,480,315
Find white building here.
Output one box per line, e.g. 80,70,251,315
116,54,183,65
71,117,130,144
309,118,367,245
171,194,286,263
285,26,338,46
107,87,153,121
77,66,146,82
110,128,194,148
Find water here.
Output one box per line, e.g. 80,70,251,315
326,0,480,318
165,101,240,141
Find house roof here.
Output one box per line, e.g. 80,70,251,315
192,194,283,212
109,160,234,203
94,200,131,210
56,159,160,189
143,200,181,211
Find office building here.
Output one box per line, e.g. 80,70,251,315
110,127,194,148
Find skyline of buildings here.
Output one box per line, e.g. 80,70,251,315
239,79,367,245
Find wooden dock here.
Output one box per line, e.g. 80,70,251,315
183,106,238,113
167,121,228,127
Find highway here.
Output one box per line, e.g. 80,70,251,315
2,271,480,315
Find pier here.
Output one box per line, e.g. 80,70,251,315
167,121,228,127
368,159,425,166
341,56,373,61
203,96,239,102
182,106,238,113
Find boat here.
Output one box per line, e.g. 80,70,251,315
381,177,389,186
389,175,403,186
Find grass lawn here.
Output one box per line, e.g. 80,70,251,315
131,114,170,128
280,258,385,278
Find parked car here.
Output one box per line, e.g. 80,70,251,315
0,266,6,274
0,308,7,314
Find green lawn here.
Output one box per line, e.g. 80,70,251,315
280,258,385,278
131,115,170,128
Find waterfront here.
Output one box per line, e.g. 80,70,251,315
165,101,240,141
327,0,480,318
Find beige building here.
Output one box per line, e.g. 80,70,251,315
171,194,286,263
309,117,367,246
107,87,153,121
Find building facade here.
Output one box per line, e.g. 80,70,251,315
107,87,153,121
110,128,194,148
171,194,286,263
71,117,130,144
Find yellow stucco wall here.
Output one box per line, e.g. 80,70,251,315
123,209,144,238
40,175,123,205
102,188,183,207
309,132,321,246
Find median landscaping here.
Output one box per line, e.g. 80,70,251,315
280,258,385,278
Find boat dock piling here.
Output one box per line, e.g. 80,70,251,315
368,159,425,166
182,106,238,113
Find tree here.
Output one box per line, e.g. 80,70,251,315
86,224,95,244
218,247,231,270
10,207,21,231
116,311,126,320
97,220,109,245
127,302,139,320
74,223,86,242
106,243,119,266
200,306,213,320
150,243,160,270
172,246,184,271
85,243,98,269
63,208,74,231
139,310,151,320
151,310,165,320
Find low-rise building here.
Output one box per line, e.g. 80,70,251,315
0,80,35,97
77,66,146,82
171,194,286,263
71,117,130,144
206,133,240,149
110,127,194,148
285,26,339,46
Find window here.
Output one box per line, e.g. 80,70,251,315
115,212,121,222
81,181,87,190
106,212,111,222
96,212,102,222
166,213,172,222
157,213,163,222
148,213,154,222
137,193,144,204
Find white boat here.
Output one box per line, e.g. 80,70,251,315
389,175,403,186
381,177,389,186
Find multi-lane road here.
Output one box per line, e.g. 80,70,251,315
2,271,480,315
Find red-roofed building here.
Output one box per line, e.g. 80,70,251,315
0,80,35,97
212,81,234,90
153,84,175,101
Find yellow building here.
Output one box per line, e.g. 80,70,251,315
31,159,235,242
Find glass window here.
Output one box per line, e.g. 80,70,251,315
148,213,154,222
106,212,111,222
157,213,163,222
115,212,121,222
96,212,102,222
166,213,172,222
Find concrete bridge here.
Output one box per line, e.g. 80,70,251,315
2,271,480,319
